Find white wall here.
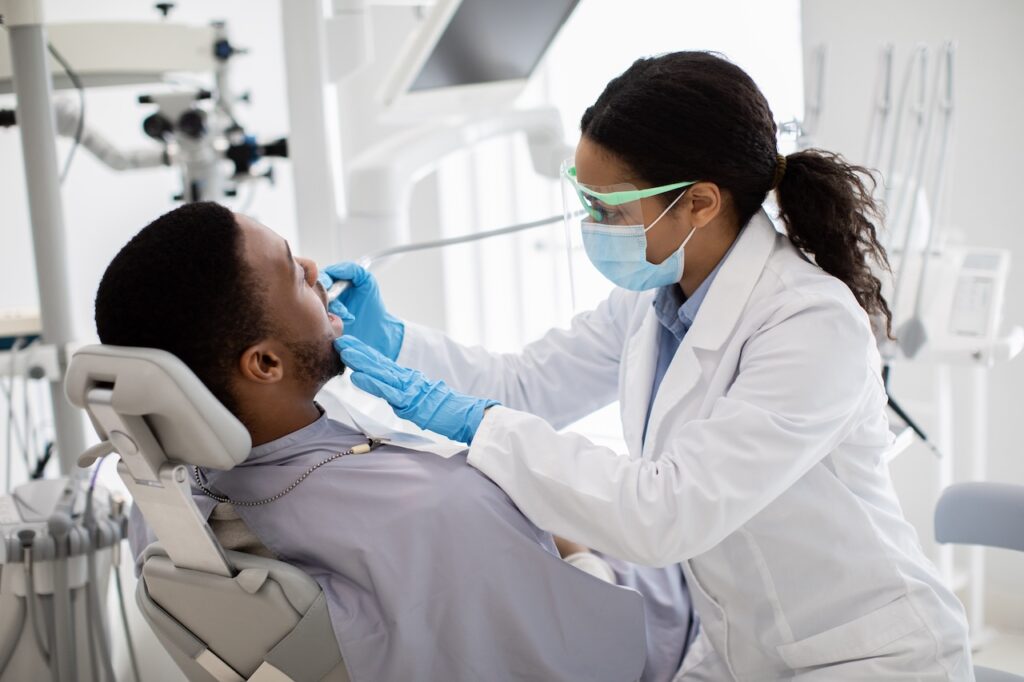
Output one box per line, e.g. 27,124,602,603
801,0,1024,632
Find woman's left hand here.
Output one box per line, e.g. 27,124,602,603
336,335,499,445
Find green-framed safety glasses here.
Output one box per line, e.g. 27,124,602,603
561,160,697,225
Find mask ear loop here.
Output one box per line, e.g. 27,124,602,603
643,187,698,249
643,186,690,234
678,224,698,250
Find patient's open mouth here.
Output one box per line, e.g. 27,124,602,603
327,311,343,335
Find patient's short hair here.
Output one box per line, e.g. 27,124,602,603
95,202,268,415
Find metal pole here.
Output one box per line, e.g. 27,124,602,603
969,366,989,646
279,0,340,259
4,0,88,474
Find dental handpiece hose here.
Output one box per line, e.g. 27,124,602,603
18,529,51,664
324,213,565,303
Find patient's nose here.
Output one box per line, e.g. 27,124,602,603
298,257,319,286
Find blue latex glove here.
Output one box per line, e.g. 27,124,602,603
319,262,405,360
336,335,498,445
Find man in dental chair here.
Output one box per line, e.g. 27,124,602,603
95,202,693,682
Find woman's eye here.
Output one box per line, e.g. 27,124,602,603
591,203,614,222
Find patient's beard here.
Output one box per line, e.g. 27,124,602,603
288,334,345,388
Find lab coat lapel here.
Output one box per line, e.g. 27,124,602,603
643,210,778,452
684,210,777,352
620,306,661,458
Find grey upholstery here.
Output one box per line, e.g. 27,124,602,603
138,545,349,682
935,483,1024,682
976,667,1024,682
65,345,350,682
935,483,1024,553
209,503,277,559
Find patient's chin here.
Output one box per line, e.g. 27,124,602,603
321,337,345,381
288,335,345,386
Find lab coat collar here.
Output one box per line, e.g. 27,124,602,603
621,211,776,456
684,209,777,351
640,210,778,455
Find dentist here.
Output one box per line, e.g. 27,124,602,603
327,52,971,680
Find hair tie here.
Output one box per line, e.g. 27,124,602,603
770,153,787,190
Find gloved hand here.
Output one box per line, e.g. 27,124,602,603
336,335,498,445
319,262,405,360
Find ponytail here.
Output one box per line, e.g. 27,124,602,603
775,150,894,338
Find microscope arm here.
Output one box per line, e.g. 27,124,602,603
53,97,168,171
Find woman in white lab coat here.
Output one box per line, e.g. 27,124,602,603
328,52,972,680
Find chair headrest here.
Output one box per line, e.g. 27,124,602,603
66,344,251,470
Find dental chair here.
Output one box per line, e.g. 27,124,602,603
935,482,1024,682
65,344,349,682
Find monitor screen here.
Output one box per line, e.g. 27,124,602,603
409,0,579,92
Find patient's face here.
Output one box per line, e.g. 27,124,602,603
236,214,344,387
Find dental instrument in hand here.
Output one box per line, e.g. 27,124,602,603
326,279,350,302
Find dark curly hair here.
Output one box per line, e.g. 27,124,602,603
94,202,270,415
580,51,893,336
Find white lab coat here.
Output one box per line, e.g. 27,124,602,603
399,210,972,680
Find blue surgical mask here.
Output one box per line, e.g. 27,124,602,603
580,189,697,291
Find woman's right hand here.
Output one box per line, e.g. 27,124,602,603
320,262,405,360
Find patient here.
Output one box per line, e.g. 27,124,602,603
95,202,691,682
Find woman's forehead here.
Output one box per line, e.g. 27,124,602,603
574,137,640,188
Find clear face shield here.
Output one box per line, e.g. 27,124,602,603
560,159,697,299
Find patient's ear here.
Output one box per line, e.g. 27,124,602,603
238,342,285,384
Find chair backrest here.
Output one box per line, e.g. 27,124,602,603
935,482,1024,553
66,344,251,576
66,345,348,681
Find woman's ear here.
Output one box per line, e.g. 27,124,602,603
686,182,723,229
238,342,285,385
